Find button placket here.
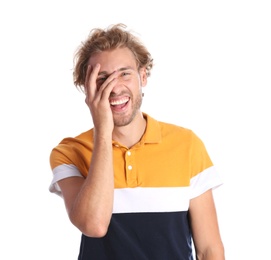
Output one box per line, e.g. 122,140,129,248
125,149,136,186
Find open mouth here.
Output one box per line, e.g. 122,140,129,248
110,97,130,109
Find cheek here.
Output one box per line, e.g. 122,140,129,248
119,77,133,85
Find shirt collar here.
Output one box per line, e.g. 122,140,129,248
111,113,162,148
141,112,162,144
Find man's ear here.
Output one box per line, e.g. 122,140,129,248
140,68,147,87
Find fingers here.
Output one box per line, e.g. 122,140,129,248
85,64,118,103
97,75,117,101
84,64,100,100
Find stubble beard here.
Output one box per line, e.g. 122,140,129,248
113,92,143,127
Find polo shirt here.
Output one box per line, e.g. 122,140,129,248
49,113,223,259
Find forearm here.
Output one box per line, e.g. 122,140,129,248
196,246,225,260
69,135,114,237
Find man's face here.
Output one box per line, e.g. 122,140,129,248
87,47,147,127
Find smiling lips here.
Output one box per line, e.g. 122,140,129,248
110,97,129,107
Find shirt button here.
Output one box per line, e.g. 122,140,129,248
128,165,132,170
127,151,131,156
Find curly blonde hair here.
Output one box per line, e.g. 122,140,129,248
73,23,154,91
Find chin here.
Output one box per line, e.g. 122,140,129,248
113,113,134,127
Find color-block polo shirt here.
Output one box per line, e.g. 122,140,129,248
49,113,223,260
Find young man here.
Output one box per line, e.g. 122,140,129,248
49,23,225,259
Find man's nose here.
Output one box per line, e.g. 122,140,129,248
110,77,123,95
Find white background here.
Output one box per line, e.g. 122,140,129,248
0,0,270,259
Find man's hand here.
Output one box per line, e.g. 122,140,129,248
84,63,117,136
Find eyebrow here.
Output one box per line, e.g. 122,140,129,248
98,66,134,76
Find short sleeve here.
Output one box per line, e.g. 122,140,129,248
189,132,223,198
49,164,83,196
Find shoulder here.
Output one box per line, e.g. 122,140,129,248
146,113,195,138
50,129,94,159
144,113,204,147
56,129,94,147
49,129,94,171
159,120,192,134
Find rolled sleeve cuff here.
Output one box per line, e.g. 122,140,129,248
190,166,223,199
49,164,83,196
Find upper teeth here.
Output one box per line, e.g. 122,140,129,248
110,97,129,105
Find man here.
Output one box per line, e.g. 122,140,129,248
49,23,225,259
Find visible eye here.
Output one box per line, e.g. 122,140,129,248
120,71,131,77
96,76,108,85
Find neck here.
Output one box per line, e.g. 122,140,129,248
112,112,146,148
